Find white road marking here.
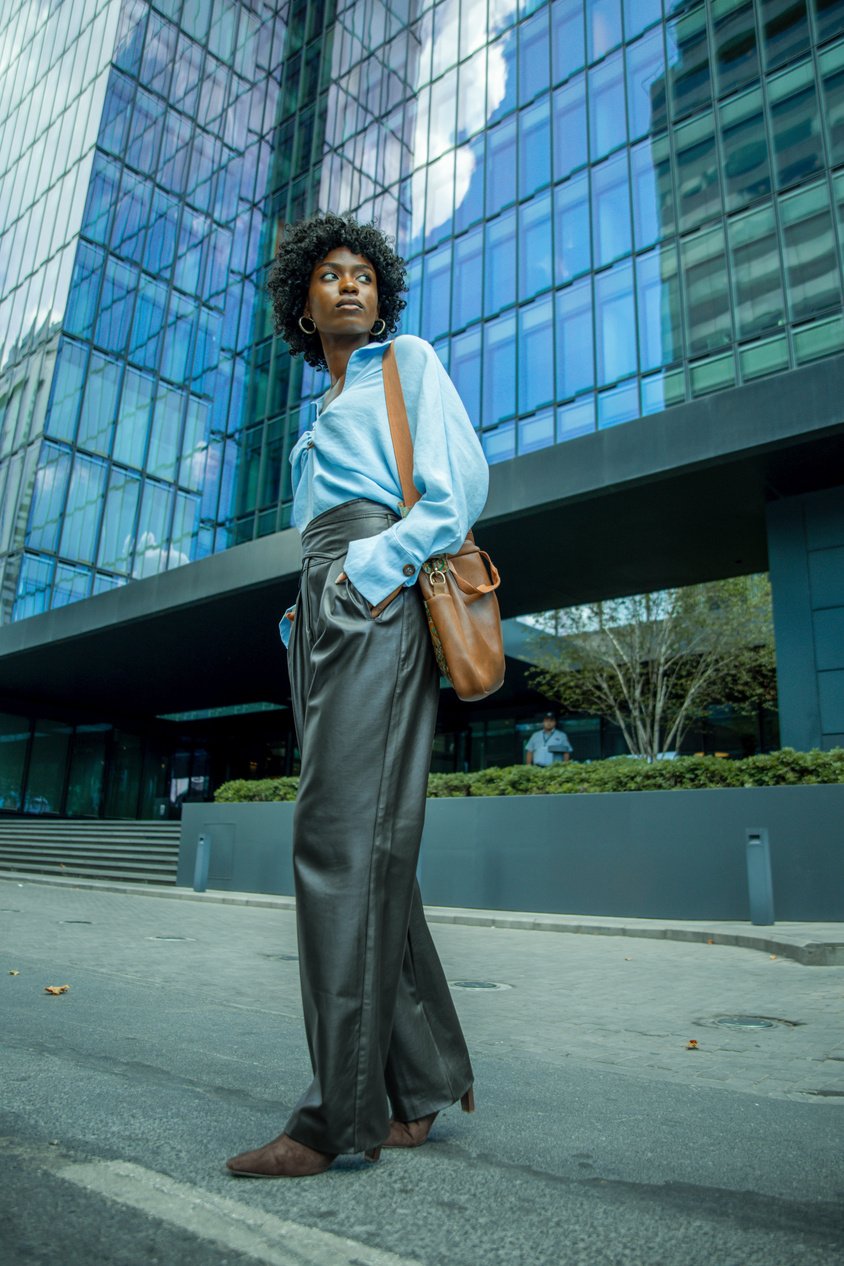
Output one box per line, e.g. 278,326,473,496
1,1140,423,1266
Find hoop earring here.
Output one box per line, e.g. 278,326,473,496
370,318,386,336
298,315,316,335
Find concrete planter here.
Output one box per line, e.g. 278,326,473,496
179,785,844,921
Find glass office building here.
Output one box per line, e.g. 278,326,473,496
1,0,843,816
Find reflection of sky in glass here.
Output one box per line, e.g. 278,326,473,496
0,1,122,365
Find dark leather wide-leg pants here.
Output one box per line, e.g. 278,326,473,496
284,500,473,1155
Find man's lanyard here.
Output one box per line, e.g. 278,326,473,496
542,730,555,746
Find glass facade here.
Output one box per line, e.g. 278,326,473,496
2,0,844,617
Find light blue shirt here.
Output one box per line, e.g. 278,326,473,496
280,334,489,647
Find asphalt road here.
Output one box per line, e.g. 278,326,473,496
1,879,842,1266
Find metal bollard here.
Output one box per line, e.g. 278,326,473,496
193,832,211,893
745,827,775,925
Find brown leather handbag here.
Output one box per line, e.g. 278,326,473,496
380,343,505,702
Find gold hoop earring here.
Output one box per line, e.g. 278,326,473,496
298,315,316,335
370,318,386,336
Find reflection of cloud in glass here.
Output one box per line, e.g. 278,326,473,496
412,0,516,240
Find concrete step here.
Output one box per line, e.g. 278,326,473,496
0,820,180,885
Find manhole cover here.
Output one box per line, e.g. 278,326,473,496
61,920,92,924
261,952,299,961
147,936,196,942
449,979,512,991
709,1015,796,1030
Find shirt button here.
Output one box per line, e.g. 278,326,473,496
402,564,415,577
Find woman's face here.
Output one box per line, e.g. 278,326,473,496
304,246,380,339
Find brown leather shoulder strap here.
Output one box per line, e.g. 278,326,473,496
382,343,420,509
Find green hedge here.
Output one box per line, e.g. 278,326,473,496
214,748,844,802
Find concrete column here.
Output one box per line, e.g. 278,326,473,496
766,486,844,750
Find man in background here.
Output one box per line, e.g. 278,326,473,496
525,713,573,766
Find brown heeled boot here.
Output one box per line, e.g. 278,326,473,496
383,1087,475,1149
226,1132,382,1177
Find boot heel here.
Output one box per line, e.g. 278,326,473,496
460,1088,475,1114
364,1146,382,1163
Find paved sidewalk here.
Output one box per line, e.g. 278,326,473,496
4,869,844,964
2,876,843,1104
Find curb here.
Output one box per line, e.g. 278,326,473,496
1,871,842,966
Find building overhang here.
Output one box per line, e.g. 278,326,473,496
2,353,843,719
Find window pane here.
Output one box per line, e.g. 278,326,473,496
519,192,553,299
134,480,172,578
820,42,844,168
26,444,71,552
482,312,517,425
557,393,595,439
592,151,631,267
518,295,554,412
59,455,107,565
626,28,667,141
595,259,636,384
630,138,665,249
129,277,167,370
780,182,842,320
712,0,760,97
112,172,150,265
45,340,87,441
99,468,141,572
13,554,54,621
114,366,153,468
636,242,683,371
667,6,711,121
179,397,211,491
66,724,109,817
149,382,185,481
551,0,585,84
519,9,550,103
720,88,772,213
588,0,622,62
589,50,626,160
77,353,121,456
681,223,733,355
769,62,823,190
170,491,200,568
453,227,484,329
675,111,721,232
554,170,591,283
486,118,517,215
552,76,587,180
53,562,92,609
555,277,594,397
421,241,453,342
453,137,485,232
624,0,663,39
95,258,137,355
519,407,555,453
64,242,104,340
760,0,810,72
813,0,844,43
451,327,482,424
598,377,638,428
484,210,517,315
519,98,551,198
160,293,195,381
728,204,786,339
25,719,71,815
0,712,30,813
81,153,121,246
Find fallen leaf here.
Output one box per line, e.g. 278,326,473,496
44,984,70,995
769,954,777,960
624,956,633,961
8,970,19,976
706,938,715,945
687,1039,699,1050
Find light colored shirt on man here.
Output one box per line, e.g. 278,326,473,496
525,728,573,766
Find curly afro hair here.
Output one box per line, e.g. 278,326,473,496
267,213,407,370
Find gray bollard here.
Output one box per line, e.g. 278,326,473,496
746,828,775,925
193,832,211,893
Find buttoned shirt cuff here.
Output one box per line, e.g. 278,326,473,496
278,605,296,649
344,532,420,606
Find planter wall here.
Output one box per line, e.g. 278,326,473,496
179,785,844,921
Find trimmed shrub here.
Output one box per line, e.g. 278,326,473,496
213,748,844,802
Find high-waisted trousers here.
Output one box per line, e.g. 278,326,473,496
284,499,473,1155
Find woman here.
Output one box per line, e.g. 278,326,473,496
226,213,488,1178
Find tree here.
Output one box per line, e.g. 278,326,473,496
526,575,776,761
